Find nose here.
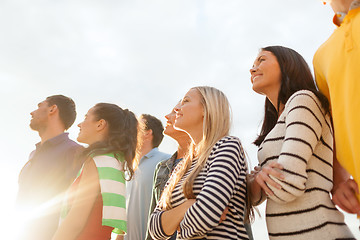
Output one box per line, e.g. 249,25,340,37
165,113,170,120
77,122,81,128
250,66,257,74
174,106,180,113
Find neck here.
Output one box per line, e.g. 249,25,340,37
186,127,203,146
39,126,65,144
331,0,353,13
176,137,191,159
139,141,154,159
266,92,284,117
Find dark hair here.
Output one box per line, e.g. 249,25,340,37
82,103,138,180
46,95,76,130
254,46,330,146
140,114,164,148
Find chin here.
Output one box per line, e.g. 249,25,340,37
252,85,263,95
77,135,84,143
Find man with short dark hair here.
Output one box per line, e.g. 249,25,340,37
16,95,84,240
124,114,170,240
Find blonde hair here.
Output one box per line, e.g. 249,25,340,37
159,86,232,210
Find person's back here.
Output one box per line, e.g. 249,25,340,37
16,95,83,240
125,114,170,240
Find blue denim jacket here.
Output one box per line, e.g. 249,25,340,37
146,152,181,240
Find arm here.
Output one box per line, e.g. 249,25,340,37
145,163,161,240
266,92,324,203
148,199,195,239
52,159,100,240
179,138,246,238
332,156,360,214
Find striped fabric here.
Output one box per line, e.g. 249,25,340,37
92,153,127,235
256,90,354,239
60,153,127,235
149,136,249,240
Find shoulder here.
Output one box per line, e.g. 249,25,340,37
211,136,244,157
285,90,324,113
157,153,176,167
215,135,242,147
150,148,171,160
61,138,83,156
92,154,122,171
286,90,318,106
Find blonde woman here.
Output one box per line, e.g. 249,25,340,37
148,86,250,239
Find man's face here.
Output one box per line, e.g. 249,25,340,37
29,100,50,131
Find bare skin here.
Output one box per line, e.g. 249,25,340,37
52,159,100,240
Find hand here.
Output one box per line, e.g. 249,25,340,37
254,162,284,196
219,206,229,224
332,179,360,214
250,166,261,176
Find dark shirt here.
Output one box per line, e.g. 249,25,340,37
146,152,181,240
16,132,84,240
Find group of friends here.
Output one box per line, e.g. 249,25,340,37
15,0,360,239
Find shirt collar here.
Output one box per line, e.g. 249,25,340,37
164,152,178,168
140,147,160,163
35,132,69,149
333,0,360,26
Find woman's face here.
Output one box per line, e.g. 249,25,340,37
164,102,187,138
174,88,204,135
250,50,282,97
77,107,100,145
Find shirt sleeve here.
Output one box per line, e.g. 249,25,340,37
148,162,185,240
178,137,247,238
145,162,161,240
266,91,327,203
313,56,331,108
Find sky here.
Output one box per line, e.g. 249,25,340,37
0,0,359,239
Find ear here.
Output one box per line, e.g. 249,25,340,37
143,129,153,140
48,105,58,116
96,119,107,131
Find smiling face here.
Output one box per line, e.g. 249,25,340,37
77,107,101,145
164,102,189,140
164,103,180,137
174,88,204,138
250,50,282,97
30,100,50,131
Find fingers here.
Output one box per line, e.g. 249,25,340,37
254,166,261,171
347,179,359,194
255,170,276,196
332,179,360,214
219,206,229,223
254,162,284,196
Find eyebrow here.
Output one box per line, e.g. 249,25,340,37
252,55,265,68
183,96,190,100
257,55,265,62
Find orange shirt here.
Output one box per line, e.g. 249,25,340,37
67,173,114,240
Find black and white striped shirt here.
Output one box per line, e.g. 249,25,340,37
257,90,354,240
149,136,249,239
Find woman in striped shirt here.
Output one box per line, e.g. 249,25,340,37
52,103,138,240
248,46,354,239
148,86,250,239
